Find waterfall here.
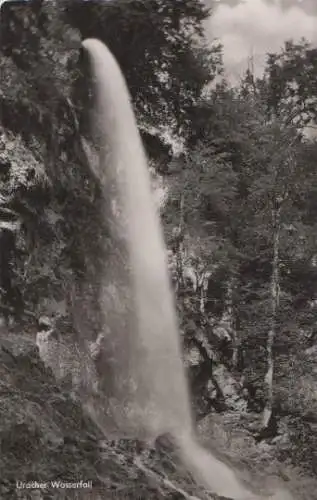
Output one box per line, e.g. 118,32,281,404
81,38,291,500
81,38,192,439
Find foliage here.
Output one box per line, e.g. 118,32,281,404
62,0,222,144
165,78,317,460
262,39,317,129
0,0,104,327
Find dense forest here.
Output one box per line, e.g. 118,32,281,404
0,0,317,498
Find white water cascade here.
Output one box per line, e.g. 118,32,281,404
81,38,293,500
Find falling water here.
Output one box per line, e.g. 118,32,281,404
82,38,192,439
81,39,293,500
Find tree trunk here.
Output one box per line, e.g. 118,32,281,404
175,193,185,291
225,275,240,369
198,270,210,314
262,204,281,429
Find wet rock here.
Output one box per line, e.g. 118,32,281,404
0,334,222,500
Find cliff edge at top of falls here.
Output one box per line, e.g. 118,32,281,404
0,332,227,500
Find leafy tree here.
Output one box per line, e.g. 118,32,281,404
165,74,317,444
62,0,222,147
262,39,317,130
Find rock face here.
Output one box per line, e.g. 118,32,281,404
0,333,103,499
0,333,221,500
